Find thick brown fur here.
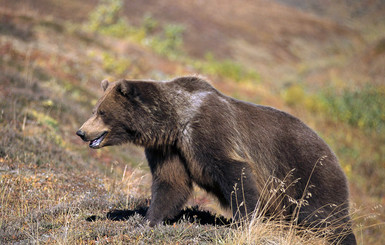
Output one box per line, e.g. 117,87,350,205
77,76,356,244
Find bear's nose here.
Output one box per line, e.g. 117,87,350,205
76,130,86,141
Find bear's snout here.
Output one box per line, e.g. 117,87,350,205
76,130,87,141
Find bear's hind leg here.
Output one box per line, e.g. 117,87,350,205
214,163,260,223
297,205,356,245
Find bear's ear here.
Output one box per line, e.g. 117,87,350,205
117,81,138,97
101,79,109,91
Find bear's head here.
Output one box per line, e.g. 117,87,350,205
76,79,177,149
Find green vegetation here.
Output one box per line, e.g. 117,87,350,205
86,0,259,81
149,24,185,59
193,53,260,82
322,86,385,133
100,52,132,77
86,0,184,59
88,0,126,37
283,84,385,133
282,84,328,113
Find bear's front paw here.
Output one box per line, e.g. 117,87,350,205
146,213,162,227
148,220,159,227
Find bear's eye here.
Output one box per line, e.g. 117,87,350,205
99,110,105,116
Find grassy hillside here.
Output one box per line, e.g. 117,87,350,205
1,1,384,244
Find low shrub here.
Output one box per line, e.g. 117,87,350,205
193,53,260,82
321,85,385,133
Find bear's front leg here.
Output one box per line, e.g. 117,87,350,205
145,148,192,226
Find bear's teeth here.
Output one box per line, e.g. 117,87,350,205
89,132,107,148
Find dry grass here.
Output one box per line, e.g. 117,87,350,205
0,157,332,245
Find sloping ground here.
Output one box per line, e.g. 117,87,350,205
298,35,385,90
0,0,363,86
122,0,358,58
275,0,385,88
123,0,366,88
275,0,385,30
344,37,385,86
0,0,359,57
0,0,97,21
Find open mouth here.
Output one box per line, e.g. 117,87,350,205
89,132,108,149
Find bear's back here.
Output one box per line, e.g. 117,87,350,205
167,76,338,172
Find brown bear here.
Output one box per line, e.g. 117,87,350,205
76,76,356,244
